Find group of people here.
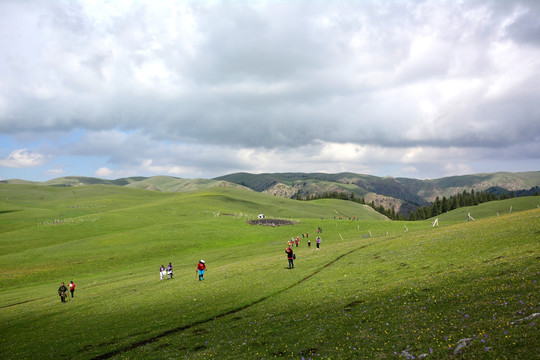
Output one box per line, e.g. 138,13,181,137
57,260,209,304
286,229,323,268
159,260,208,281
58,228,324,302
159,262,174,280
288,235,322,249
58,281,75,303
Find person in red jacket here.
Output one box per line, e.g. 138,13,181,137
286,246,294,269
197,260,207,281
68,281,76,298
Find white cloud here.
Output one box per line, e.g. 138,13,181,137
0,149,45,168
0,0,538,181
95,167,113,177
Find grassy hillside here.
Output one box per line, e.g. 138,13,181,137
215,171,540,216
0,184,538,359
0,175,244,193
3,171,539,218
215,172,428,206
432,171,540,193
122,176,244,192
434,196,540,224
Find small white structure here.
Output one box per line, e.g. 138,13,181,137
258,214,265,219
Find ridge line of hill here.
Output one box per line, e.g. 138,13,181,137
2,171,539,217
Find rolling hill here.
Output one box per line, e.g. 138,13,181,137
2,171,539,217
0,183,538,359
216,171,540,213
0,175,249,193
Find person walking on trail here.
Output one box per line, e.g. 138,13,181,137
286,246,294,269
316,236,321,249
295,237,299,247
308,239,311,247
58,282,68,303
68,281,76,298
197,260,207,281
167,262,174,279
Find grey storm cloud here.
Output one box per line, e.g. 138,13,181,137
0,0,539,180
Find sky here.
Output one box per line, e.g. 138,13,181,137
0,0,539,182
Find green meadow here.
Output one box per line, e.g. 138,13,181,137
0,184,538,359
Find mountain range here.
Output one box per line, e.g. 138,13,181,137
2,171,539,216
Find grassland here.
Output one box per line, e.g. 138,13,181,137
0,184,538,359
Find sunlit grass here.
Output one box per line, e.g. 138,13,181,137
0,184,538,359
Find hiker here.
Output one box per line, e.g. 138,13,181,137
68,281,76,298
308,239,311,247
316,236,321,249
286,246,294,269
197,260,207,281
295,237,299,247
160,265,166,280
167,262,174,279
58,282,68,303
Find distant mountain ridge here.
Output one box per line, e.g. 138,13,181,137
214,171,540,215
0,175,250,193
2,171,539,216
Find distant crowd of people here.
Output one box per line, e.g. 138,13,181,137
285,227,323,269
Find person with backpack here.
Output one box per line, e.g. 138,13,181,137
197,260,207,281
286,246,294,269
58,282,68,303
316,236,321,249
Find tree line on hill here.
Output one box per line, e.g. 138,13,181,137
297,187,540,221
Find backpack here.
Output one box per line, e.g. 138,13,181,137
293,254,296,260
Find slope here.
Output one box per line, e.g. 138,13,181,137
0,185,537,359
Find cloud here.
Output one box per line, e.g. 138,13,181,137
0,149,45,168
0,0,538,181
95,167,113,178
